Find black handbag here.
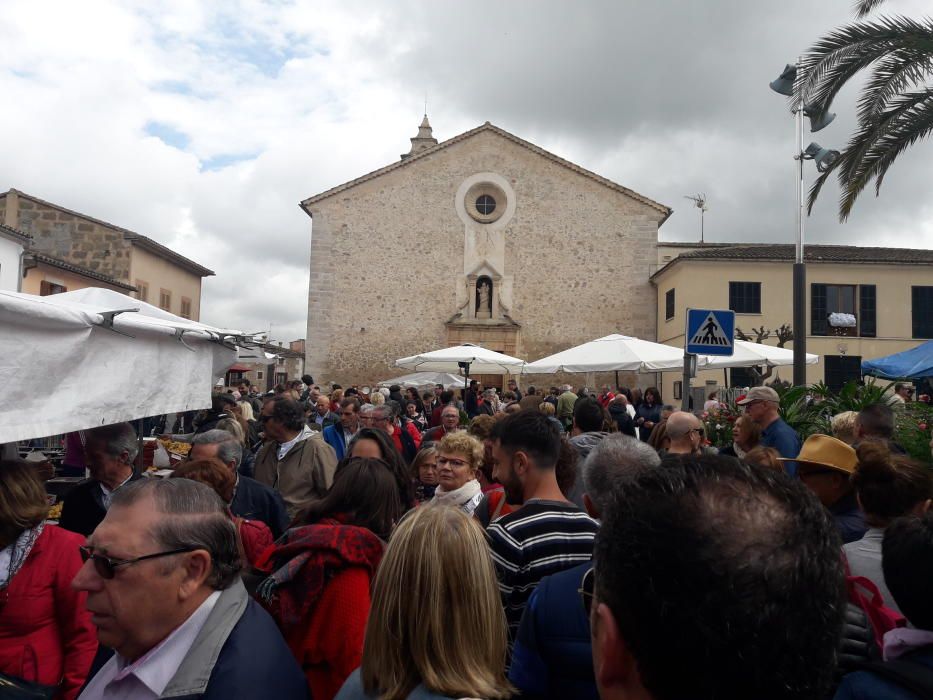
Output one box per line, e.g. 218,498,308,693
0,671,56,699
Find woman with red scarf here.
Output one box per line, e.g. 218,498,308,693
256,458,403,700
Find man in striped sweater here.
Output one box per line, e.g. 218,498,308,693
486,411,599,646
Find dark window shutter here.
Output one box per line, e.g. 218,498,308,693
39,280,51,296
812,284,828,336
859,285,876,338
913,287,933,338
666,289,675,320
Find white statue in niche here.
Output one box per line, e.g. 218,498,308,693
476,279,492,319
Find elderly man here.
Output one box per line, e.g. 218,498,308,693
787,434,867,544
307,395,338,433
74,479,307,699
556,384,578,430
664,411,706,456
372,402,421,462
60,423,144,537
421,404,463,445
322,397,361,461
509,435,660,700
189,429,289,539
736,386,800,471
255,396,338,518
590,455,845,700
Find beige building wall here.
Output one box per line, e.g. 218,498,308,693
306,127,666,385
128,246,202,319
22,263,131,296
653,259,933,400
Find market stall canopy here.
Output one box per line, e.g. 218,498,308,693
861,340,933,380
0,287,242,443
395,343,525,374
522,334,685,374
698,340,819,369
378,372,467,389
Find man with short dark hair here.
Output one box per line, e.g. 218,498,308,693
60,423,144,537
507,378,523,401
190,429,289,539
590,454,845,700
518,386,540,412
737,386,800,471
567,398,610,507
322,397,361,461
856,403,907,454
74,478,306,699
254,396,338,518
487,411,599,647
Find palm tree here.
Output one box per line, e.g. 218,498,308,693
794,0,933,220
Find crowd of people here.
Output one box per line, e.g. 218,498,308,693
0,373,932,699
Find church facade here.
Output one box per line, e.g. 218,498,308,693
301,119,671,386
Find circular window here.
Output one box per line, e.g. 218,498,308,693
475,194,496,216
465,182,507,223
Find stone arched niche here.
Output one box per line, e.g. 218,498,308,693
475,276,493,318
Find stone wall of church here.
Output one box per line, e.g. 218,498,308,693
305,129,663,385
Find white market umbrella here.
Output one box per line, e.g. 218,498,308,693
522,334,685,374
395,343,525,375
378,371,467,389
698,340,819,369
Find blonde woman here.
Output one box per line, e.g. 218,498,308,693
336,504,514,700
431,432,484,516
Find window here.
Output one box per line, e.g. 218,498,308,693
136,280,149,303
859,285,876,338
824,355,862,394
275,372,287,385
39,280,67,296
811,284,867,336
665,288,675,321
913,286,933,338
730,367,760,388
159,289,171,312
729,282,761,314
475,194,496,215
180,297,192,320
257,371,264,380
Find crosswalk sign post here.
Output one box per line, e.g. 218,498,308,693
681,309,736,411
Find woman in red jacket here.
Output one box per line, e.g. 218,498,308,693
256,457,403,700
0,460,97,699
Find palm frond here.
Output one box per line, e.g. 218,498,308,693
796,16,933,111
855,0,889,20
858,50,933,124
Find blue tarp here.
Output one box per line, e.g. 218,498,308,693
862,340,933,380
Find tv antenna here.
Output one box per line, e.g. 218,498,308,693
684,193,708,243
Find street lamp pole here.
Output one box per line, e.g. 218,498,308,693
793,100,807,387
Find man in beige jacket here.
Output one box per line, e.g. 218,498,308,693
254,396,338,519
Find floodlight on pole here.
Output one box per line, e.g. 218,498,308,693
684,193,708,243
769,60,839,388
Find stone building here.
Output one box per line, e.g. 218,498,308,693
301,119,671,386
0,189,213,319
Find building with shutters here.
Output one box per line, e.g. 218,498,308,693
651,243,933,398
0,189,213,319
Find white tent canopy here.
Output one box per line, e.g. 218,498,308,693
378,372,467,389
522,334,685,374
0,287,241,443
396,343,525,375
698,340,819,369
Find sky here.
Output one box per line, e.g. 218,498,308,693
2,0,931,342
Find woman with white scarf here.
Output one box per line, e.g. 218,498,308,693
431,432,485,516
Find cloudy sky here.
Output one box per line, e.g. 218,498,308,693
2,0,930,341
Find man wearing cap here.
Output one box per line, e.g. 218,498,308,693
737,386,801,473
789,434,866,544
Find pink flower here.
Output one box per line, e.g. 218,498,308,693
919,422,928,431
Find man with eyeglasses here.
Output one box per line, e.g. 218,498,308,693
73,478,307,700
322,397,361,461
664,411,706,457
421,405,463,445
736,386,801,473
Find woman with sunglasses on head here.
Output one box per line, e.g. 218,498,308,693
0,460,97,699
257,457,403,700
430,432,485,517
336,504,513,700
345,428,415,512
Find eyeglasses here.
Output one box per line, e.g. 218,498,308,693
437,457,470,468
690,428,705,437
79,545,196,580
577,567,596,619
258,414,273,423
372,416,389,424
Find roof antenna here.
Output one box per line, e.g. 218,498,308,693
684,193,708,243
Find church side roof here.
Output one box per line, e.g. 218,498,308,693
300,122,672,223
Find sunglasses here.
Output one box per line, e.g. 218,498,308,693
577,567,596,619
79,545,196,580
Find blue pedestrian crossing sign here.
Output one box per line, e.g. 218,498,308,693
686,308,735,356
